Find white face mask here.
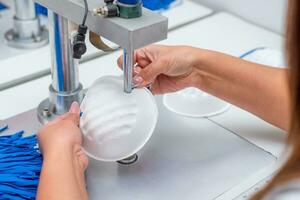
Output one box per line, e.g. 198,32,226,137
80,76,158,162
163,87,230,118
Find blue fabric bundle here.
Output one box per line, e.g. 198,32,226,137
143,0,176,11
0,126,42,200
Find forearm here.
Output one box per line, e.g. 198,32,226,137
192,49,290,130
37,146,88,200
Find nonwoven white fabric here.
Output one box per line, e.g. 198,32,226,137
163,87,230,118
80,76,158,161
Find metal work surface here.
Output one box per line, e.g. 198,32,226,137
0,96,277,199
34,0,168,50
86,96,276,199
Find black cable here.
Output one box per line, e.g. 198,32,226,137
82,0,88,26
72,0,89,59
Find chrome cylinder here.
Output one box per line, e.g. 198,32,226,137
48,12,80,92
123,48,134,93
37,12,83,124
14,0,36,20
48,11,82,114
13,0,39,38
5,0,48,49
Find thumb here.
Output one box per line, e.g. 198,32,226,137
64,102,81,125
69,101,80,114
133,59,167,87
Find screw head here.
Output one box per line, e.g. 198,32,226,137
42,107,51,117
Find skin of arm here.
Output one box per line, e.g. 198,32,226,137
36,102,89,200
192,49,290,130
118,45,290,130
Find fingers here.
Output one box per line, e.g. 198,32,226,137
44,114,66,127
117,56,123,69
117,51,138,69
117,48,151,70
64,102,80,126
133,59,167,87
117,45,169,88
135,49,151,67
69,102,80,114
43,102,81,128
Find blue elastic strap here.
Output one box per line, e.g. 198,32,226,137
0,126,42,200
0,125,8,132
239,47,266,59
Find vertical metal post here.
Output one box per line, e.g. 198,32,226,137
121,47,139,164
5,0,48,49
48,11,80,93
14,0,36,20
123,48,134,93
37,11,83,123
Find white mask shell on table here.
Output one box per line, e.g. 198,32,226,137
80,76,158,161
163,87,230,118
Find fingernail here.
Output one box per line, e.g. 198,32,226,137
134,67,141,74
133,76,143,85
70,102,80,114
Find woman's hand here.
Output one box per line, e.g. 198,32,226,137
117,44,201,94
38,102,88,171
37,102,89,200
117,44,290,130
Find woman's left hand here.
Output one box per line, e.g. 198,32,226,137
37,102,89,200
38,102,88,171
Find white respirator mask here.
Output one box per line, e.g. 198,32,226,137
80,76,158,161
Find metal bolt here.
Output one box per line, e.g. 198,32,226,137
92,8,100,15
42,107,51,117
33,34,42,42
92,8,105,16
6,32,14,41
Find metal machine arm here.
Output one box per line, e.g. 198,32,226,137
36,0,168,123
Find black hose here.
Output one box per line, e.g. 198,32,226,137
82,0,88,26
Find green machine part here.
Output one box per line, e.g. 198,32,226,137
117,1,142,19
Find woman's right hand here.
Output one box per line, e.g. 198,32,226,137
117,44,202,94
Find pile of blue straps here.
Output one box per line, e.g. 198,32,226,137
0,126,42,200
